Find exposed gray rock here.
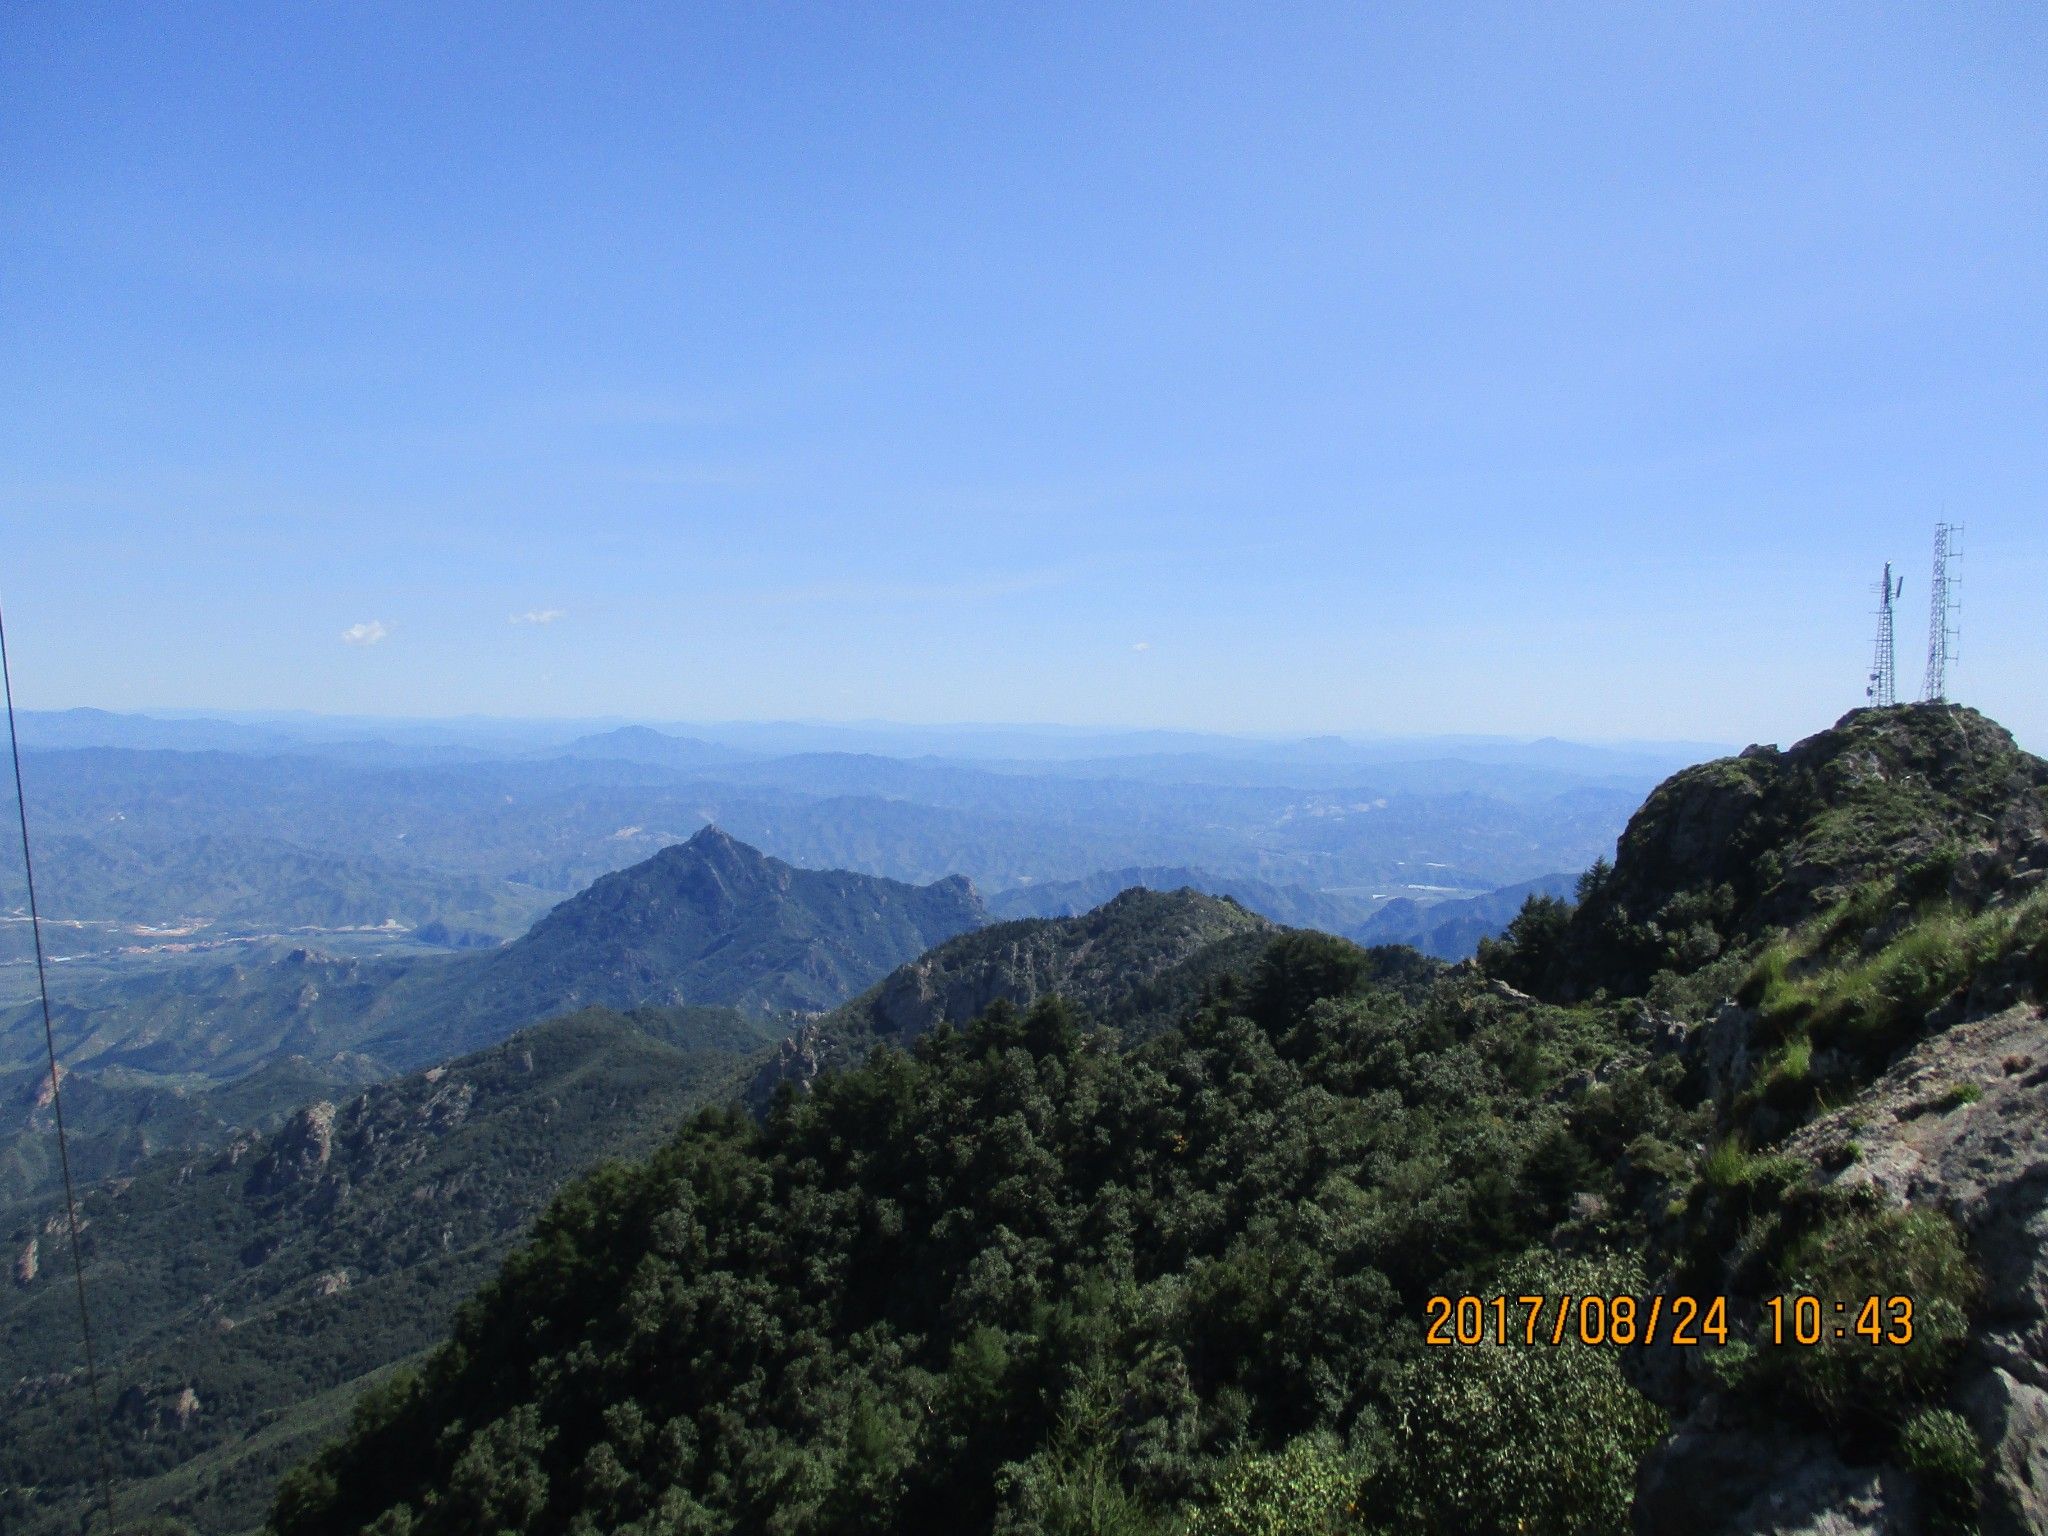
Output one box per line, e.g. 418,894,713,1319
1788,1005,2048,1380
244,1100,338,1197
1691,999,1764,1112
1960,1366,2048,1536
1638,1003,1694,1056
1635,1412,1922,1535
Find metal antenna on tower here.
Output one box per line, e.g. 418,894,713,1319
1923,522,1963,702
1866,561,1902,707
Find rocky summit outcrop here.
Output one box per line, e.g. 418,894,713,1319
1787,1006,2048,1536
242,1100,339,1199
1544,705,2047,999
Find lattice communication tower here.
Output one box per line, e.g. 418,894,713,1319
1923,522,1963,702
1866,561,1903,707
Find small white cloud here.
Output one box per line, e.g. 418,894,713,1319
511,609,567,625
1130,641,1152,652
341,620,390,646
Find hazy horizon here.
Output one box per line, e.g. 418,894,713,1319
20,700,1744,755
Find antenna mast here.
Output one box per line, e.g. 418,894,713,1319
1866,561,1901,707
1923,522,1962,702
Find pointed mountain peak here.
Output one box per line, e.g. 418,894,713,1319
665,824,772,879
463,834,987,1027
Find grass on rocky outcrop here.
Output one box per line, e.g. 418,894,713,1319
1731,883,2048,1140
1899,1406,1987,1536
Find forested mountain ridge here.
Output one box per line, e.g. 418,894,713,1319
0,945,428,1085
985,866,1375,932
0,1052,385,1208
0,887,1309,1535
267,704,2048,1536
839,886,1271,1039
487,826,986,1020
749,887,1290,1106
0,1006,782,1536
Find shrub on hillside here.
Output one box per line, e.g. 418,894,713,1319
1763,1206,1977,1430
1375,1252,1664,1536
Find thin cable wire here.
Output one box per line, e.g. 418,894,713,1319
0,601,119,1534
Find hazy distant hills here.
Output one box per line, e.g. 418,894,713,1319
28,830,546,945
1351,871,1581,959
8,735,1638,967
548,724,750,770
15,707,307,755
17,708,1722,774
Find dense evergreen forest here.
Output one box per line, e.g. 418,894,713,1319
274,946,1673,1535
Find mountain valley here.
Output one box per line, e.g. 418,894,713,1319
1,1005,781,1536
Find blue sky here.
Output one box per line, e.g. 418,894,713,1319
4,4,2042,747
